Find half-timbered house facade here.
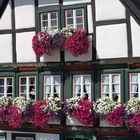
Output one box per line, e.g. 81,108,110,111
0,0,140,140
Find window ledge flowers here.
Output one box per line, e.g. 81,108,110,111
32,27,89,57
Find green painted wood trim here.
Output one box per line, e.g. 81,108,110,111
91,72,94,101
125,70,129,102
98,64,127,69
70,74,72,98
37,6,59,13
39,71,64,100
97,71,101,99
36,72,39,101
121,70,125,103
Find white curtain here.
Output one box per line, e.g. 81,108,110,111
102,85,109,93
131,74,138,83
84,76,91,84
113,84,119,92
102,75,109,83
74,76,81,84
45,77,51,85
131,84,138,92
54,76,60,85
112,75,119,83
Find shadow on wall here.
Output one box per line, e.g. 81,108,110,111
14,0,34,7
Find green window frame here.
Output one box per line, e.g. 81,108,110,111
37,4,88,31
40,71,64,100
37,6,60,31
126,69,140,101
70,71,94,100
0,133,6,140
61,4,87,31
97,69,125,102
16,72,39,101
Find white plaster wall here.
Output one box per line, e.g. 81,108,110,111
87,5,93,33
63,0,91,5
15,0,35,29
40,49,60,62
38,0,59,7
130,16,140,57
65,36,92,61
95,0,126,21
96,24,128,59
0,34,12,63
0,1,12,30
16,32,36,63
36,133,59,140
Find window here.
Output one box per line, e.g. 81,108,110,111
16,137,34,140
129,73,140,98
65,138,88,140
44,75,61,99
0,77,13,97
0,136,6,140
73,75,91,99
65,8,84,29
101,74,121,101
19,76,36,100
40,11,58,30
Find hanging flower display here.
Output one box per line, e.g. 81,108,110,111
33,95,62,128
32,32,52,57
124,98,140,134
64,29,89,57
32,27,89,57
33,99,51,128
64,96,97,126
107,104,125,126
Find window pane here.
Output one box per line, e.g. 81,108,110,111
0,79,4,85
21,78,26,84
74,85,81,93
113,93,119,101
76,9,83,16
0,136,5,140
45,77,51,85
76,24,83,29
76,17,83,23
42,21,48,27
51,12,57,19
112,75,119,83
131,84,138,92
84,85,90,93
51,20,57,26
101,75,109,83
29,86,35,92
74,76,81,84
131,93,138,98
83,76,91,84
131,74,138,83
102,85,109,92
66,10,73,17
7,86,12,93
112,84,119,92
67,18,73,25
21,86,27,93
7,78,12,85
45,85,51,93
0,87,4,93
29,78,35,84
29,94,35,100
44,93,50,98
54,76,60,85
42,13,48,20
54,85,60,93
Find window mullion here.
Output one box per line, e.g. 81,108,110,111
138,74,140,99
119,74,121,102
51,76,53,96
4,78,6,97
109,75,112,100
48,13,51,28
81,76,83,97
27,77,29,100
73,10,76,28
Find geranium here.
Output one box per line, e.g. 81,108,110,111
107,104,125,126
32,32,52,57
64,97,97,126
64,29,89,57
7,106,23,128
33,100,51,128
